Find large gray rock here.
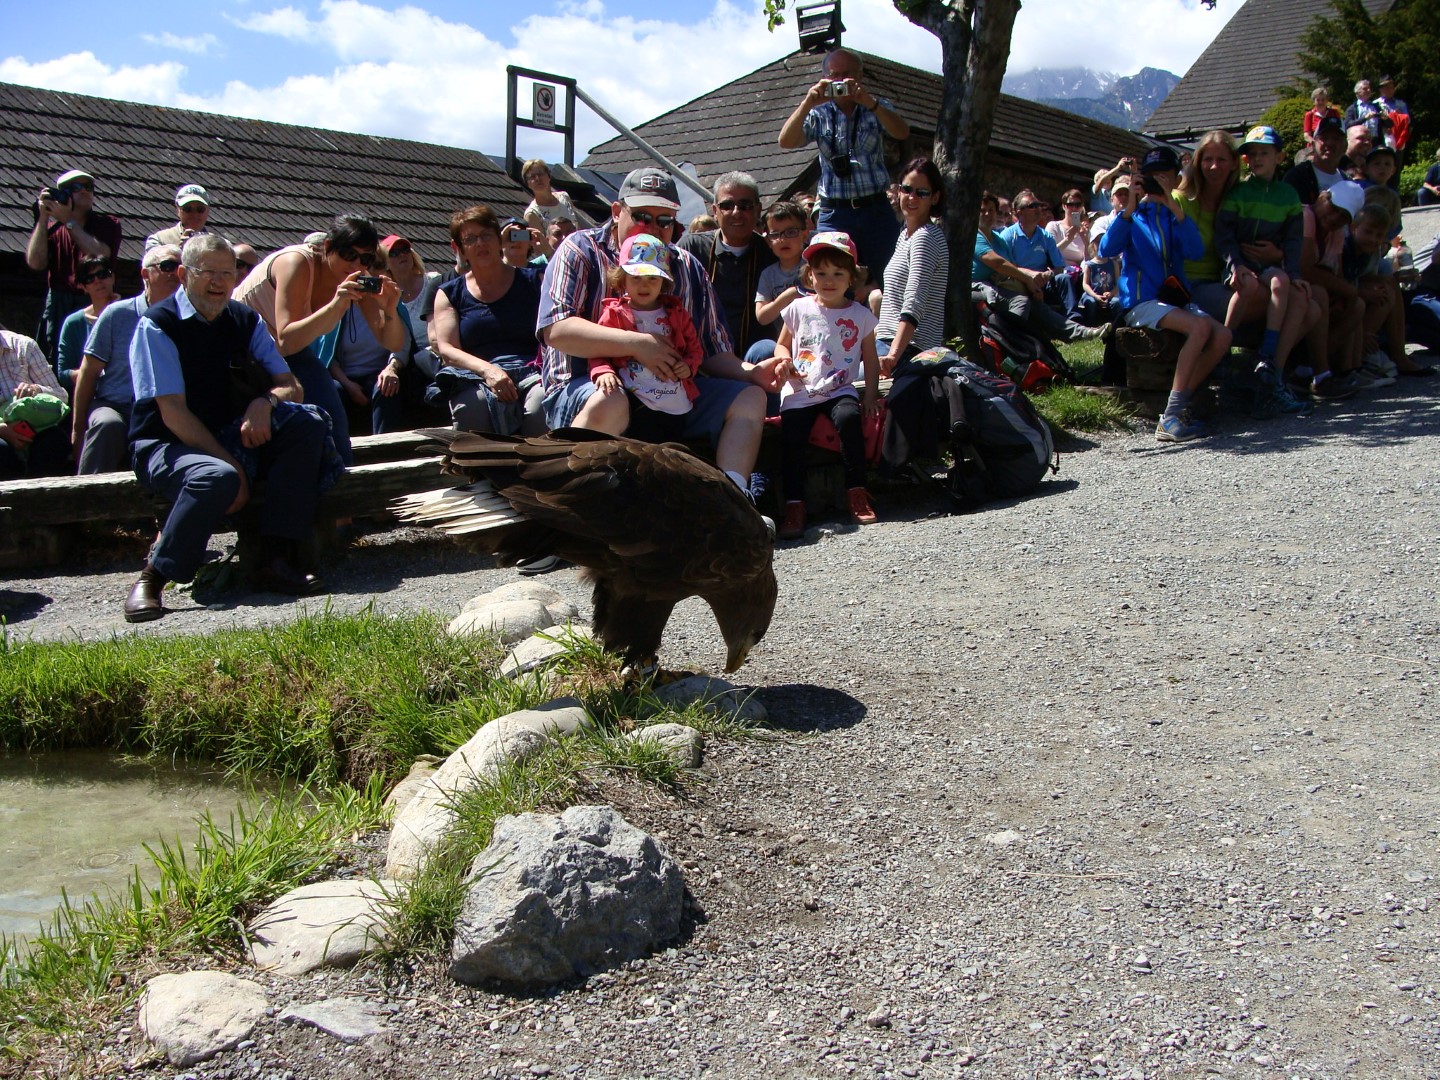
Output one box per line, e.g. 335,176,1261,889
462,582,579,626
138,970,268,1066
500,624,594,679
450,805,684,987
653,675,767,724
448,599,555,644
247,879,397,975
278,998,392,1042
385,699,591,880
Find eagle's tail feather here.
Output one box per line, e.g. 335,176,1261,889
391,481,524,535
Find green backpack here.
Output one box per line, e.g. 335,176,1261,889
1,392,69,433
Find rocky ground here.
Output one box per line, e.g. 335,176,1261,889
5,384,1439,1079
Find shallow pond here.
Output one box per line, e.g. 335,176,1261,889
0,750,267,945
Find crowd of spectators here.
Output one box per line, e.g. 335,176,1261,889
2,57,1435,619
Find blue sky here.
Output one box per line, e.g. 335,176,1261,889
1,0,1240,160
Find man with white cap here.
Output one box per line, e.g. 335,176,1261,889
25,167,123,358
146,184,214,250
538,166,775,506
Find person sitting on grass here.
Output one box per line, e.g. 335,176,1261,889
759,231,880,539
1099,146,1231,443
588,233,705,444
1213,126,1316,416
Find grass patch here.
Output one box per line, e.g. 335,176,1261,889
0,608,511,785
1031,383,1137,434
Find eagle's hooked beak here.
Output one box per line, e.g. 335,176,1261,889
724,641,752,673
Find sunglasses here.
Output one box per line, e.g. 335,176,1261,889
62,181,94,193
767,226,804,241
630,210,676,229
898,183,933,198
716,199,756,212
1065,202,1085,208
78,269,114,284
336,247,377,266
147,258,182,273
388,244,412,257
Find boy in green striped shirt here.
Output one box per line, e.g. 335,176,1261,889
1215,126,1320,411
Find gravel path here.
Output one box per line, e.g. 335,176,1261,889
7,386,1440,1079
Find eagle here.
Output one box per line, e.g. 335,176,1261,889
392,428,777,673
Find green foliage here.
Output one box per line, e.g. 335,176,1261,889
1259,97,1309,164
1296,0,1439,148
0,610,508,785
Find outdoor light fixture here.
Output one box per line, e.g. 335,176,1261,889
796,0,844,53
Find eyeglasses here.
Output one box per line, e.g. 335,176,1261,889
147,259,182,273
630,210,676,229
336,247,377,266
179,203,207,214
716,199,757,212
459,233,492,248
767,227,804,241
898,183,934,198
78,269,113,284
183,265,238,281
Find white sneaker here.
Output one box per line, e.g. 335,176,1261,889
1364,351,1398,378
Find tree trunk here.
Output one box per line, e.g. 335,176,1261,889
905,0,1022,359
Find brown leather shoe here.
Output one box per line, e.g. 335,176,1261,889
254,557,326,596
123,566,167,623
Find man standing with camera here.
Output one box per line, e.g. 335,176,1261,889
25,168,123,359
778,48,910,281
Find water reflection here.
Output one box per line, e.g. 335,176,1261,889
0,750,268,944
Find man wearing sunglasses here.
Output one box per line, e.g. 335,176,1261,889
25,168,123,360
539,167,773,505
677,171,777,358
69,245,183,475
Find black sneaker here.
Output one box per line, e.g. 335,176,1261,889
1310,374,1355,401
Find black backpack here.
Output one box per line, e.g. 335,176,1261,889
907,348,1059,511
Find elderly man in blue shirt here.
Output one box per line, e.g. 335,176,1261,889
779,48,910,282
124,233,328,622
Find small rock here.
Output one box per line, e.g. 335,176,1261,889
448,599,555,644
864,1006,892,1029
278,998,390,1042
138,971,268,1067
652,676,767,724
1131,953,1152,973
248,879,397,975
500,626,594,679
626,723,704,768
983,829,1020,846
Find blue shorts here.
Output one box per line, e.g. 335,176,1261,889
1125,299,1208,331
1189,281,1233,323
542,375,596,430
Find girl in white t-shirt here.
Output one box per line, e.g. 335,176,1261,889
761,231,880,540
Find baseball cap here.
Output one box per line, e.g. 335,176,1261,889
175,184,209,207
379,234,410,252
803,230,858,263
56,169,94,187
1313,116,1344,139
618,167,681,211
1327,180,1365,222
1111,174,1133,192
1140,147,1182,174
618,233,672,280
1241,125,1283,151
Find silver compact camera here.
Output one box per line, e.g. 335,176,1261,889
826,80,850,98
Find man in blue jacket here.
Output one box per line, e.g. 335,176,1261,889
1100,147,1232,442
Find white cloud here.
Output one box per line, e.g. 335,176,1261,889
1,0,1237,174
140,32,221,54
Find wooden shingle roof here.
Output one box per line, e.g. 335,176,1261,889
1144,0,1395,140
0,81,532,268
581,50,1158,200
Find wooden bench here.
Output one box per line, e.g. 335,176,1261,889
0,431,448,569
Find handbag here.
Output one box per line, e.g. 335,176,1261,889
1157,274,1191,308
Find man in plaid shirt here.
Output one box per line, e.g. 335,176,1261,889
537,167,775,504
779,48,911,280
